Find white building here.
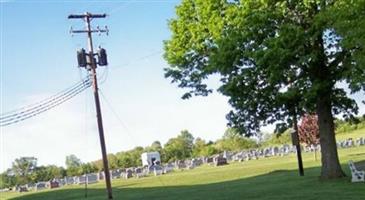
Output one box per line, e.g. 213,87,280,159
141,152,161,166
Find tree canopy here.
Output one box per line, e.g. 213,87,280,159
164,0,365,178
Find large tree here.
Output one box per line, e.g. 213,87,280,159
65,154,82,176
164,0,365,179
11,157,37,185
164,130,195,161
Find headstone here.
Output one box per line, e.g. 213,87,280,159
65,176,76,185
154,165,163,176
35,182,48,191
125,168,133,179
206,157,214,164
175,160,186,169
163,164,174,174
111,169,122,179
77,175,86,185
87,173,99,184
98,171,105,180
135,167,147,178
49,179,59,189
18,185,28,192
214,156,228,166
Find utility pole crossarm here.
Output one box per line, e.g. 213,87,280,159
68,13,107,19
70,29,108,34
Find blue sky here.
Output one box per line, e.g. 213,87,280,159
0,0,233,172
1,0,364,173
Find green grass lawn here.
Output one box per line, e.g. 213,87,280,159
2,130,364,200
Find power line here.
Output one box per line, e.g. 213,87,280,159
98,89,138,147
1,84,90,126
0,78,90,121
1,77,90,118
0,77,91,127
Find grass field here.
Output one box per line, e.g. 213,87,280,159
1,132,364,200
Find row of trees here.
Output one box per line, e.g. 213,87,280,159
0,157,66,188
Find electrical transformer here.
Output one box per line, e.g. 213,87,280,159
98,47,108,66
77,48,87,67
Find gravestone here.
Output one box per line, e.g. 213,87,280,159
35,182,48,191
65,176,76,185
125,168,133,179
206,157,214,164
18,185,28,192
87,173,99,184
214,156,228,166
78,175,86,185
98,171,105,180
175,160,186,169
135,167,147,178
49,179,59,189
163,164,174,174
153,165,163,176
111,169,122,179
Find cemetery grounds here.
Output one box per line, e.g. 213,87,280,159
1,130,364,200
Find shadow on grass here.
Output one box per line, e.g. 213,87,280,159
8,166,365,200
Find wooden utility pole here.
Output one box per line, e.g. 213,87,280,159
291,106,305,176
68,12,113,199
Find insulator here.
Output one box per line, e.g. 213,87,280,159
97,47,108,66
77,48,87,67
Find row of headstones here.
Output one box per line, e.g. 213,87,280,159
15,136,364,192
229,144,297,162
303,144,321,153
337,137,365,148
109,167,149,179
107,162,184,180
222,136,365,163
15,163,187,193
172,158,205,170
15,173,102,192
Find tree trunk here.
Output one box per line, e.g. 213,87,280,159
316,93,345,179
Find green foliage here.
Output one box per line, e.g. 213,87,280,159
114,146,144,169
11,157,37,185
164,0,365,178
33,165,66,182
164,130,195,162
192,137,218,157
262,130,292,147
335,116,365,134
0,170,16,189
215,128,258,152
164,0,363,135
65,155,83,176
107,154,119,170
12,157,37,177
65,155,81,169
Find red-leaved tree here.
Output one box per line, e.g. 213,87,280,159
298,114,320,145
298,114,320,160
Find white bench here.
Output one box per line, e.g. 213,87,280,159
349,160,365,182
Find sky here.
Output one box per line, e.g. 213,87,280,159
0,0,234,172
1,0,364,173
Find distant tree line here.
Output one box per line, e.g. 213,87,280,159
2,116,364,188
